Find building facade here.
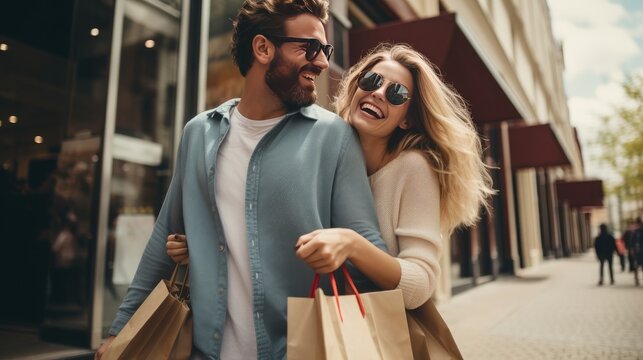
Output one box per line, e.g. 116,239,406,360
0,0,602,350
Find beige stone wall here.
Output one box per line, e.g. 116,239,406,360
395,0,583,279
516,169,543,268
405,0,439,17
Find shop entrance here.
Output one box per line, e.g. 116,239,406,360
1,0,187,352
0,0,113,351
2,0,204,354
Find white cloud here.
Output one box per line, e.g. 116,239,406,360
595,81,626,107
567,96,607,178
567,98,605,172
567,73,638,182
549,0,640,79
632,24,643,38
549,0,642,182
594,69,642,108
568,96,610,131
609,70,625,82
555,20,639,79
627,11,643,37
548,0,626,26
570,75,635,128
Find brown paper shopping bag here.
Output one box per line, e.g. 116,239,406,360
288,265,413,359
103,264,192,360
407,299,463,360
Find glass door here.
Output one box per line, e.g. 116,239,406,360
93,0,187,346
1,0,114,349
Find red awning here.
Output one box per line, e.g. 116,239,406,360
349,13,521,123
509,123,571,169
556,180,604,208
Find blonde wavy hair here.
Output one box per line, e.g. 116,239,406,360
333,43,495,236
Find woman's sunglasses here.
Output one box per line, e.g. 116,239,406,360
357,71,411,106
265,35,334,62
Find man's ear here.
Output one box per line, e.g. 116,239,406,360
252,34,274,65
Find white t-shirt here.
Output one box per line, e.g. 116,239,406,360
216,108,284,359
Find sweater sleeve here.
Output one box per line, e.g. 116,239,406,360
393,152,442,309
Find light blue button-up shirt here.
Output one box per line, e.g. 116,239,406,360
109,99,386,359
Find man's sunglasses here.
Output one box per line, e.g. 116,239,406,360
357,71,411,106
265,35,334,62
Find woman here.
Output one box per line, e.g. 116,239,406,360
167,43,493,309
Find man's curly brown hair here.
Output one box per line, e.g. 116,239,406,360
231,0,329,76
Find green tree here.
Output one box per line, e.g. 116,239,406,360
595,74,643,213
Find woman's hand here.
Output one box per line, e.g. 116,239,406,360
295,228,356,273
166,234,189,264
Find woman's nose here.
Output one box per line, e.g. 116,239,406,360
371,84,387,103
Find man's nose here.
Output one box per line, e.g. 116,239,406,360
311,50,329,70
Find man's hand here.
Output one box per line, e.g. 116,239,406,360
94,336,115,360
166,234,189,264
295,229,356,273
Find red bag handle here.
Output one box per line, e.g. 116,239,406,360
309,265,366,321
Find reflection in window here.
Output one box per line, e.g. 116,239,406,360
206,0,245,109
115,6,180,160
0,0,112,338
102,0,182,337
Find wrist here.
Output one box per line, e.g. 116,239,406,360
343,228,361,260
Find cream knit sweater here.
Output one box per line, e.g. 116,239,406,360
368,150,442,309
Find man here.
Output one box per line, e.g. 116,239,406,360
622,218,638,272
594,223,616,286
96,1,386,359
631,217,643,285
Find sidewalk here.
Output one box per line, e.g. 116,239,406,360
438,252,643,359
3,252,641,359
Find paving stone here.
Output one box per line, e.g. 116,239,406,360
437,252,643,360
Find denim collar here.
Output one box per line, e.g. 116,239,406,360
207,98,320,121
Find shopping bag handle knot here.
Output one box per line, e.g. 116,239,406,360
309,265,366,321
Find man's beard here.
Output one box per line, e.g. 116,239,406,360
265,51,319,109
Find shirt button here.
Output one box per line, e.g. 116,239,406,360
214,331,220,340
218,287,224,295
219,244,225,252
249,203,253,210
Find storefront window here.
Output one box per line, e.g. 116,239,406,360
0,0,113,345
205,0,246,109
101,0,184,337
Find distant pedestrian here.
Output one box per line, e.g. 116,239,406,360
594,223,616,286
631,217,643,286
622,218,638,272
615,235,626,272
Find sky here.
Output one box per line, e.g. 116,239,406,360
547,0,643,184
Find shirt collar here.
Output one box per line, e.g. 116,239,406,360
207,98,320,121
